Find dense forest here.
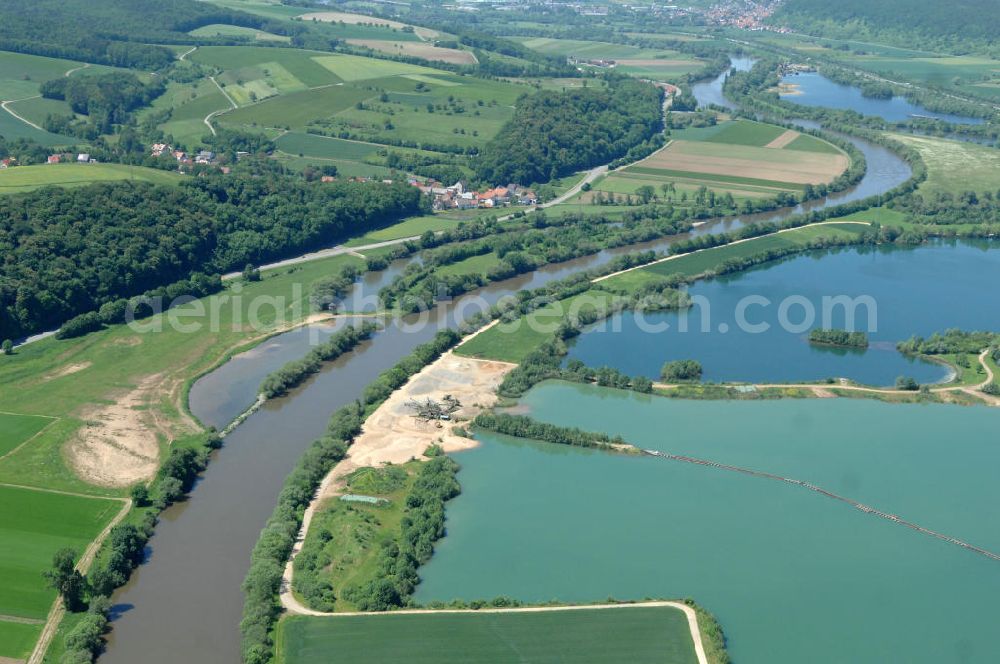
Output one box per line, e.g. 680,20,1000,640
475,79,663,185
772,0,1000,54
0,170,422,340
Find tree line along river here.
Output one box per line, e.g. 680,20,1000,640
101,59,960,664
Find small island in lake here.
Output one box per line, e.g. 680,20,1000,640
808,328,869,348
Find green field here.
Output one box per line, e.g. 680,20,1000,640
276,132,381,160
311,54,442,82
457,290,621,363
0,413,55,457
0,619,42,660
0,163,182,193
219,85,371,129
604,223,869,292
189,23,290,42
889,133,1000,194
0,51,113,100
5,95,74,127
0,104,74,146
512,37,677,60
139,77,230,148
0,485,121,619
201,0,306,20
190,46,339,88
702,120,786,146
622,167,806,192
436,252,501,277
344,214,472,247
279,605,698,664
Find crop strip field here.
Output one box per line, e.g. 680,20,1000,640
279,604,702,664
631,140,848,186
0,413,57,459
346,40,478,65
0,484,121,635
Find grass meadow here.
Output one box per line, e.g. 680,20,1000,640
457,290,622,363
293,464,418,612
0,252,364,494
0,412,55,457
344,214,468,246
605,223,869,292
0,163,182,194
0,620,42,660
278,605,698,664
189,23,291,42
889,133,1000,195
0,485,121,619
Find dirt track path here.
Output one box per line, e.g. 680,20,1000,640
655,350,998,405
0,96,43,130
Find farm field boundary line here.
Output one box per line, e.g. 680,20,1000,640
0,416,60,462
281,600,708,664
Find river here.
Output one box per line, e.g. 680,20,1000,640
99,58,919,663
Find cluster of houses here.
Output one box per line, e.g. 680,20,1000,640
410,178,538,210
40,153,95,165
568,56,617,68
151,143,220,166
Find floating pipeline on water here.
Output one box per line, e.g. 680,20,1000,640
642,449,1000,563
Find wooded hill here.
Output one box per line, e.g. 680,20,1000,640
772,0,1000,53
475,79,663,185
0,168,423,341
0,0,307,69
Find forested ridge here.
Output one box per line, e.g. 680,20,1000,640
475,79,663,185
0,172,422,340
772,0,1000,53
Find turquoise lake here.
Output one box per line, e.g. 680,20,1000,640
416,382,1000,663
567,241,1000,386
780,71,985,124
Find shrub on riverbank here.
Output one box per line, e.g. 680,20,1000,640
898,330,1000,355
661,359,703,382
259,321,378,398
